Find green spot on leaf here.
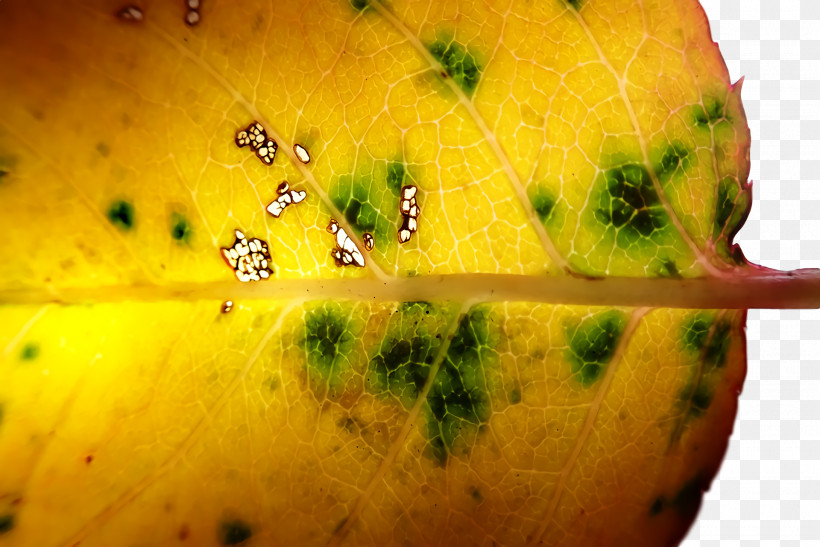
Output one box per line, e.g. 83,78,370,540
218,519,252,545
367,302,448,408
656,142,690,182
303,303,356,400
681,313,732,369
688,384,714,418
107,200,135,231
565,310,627,386
528,186,556,223
429,40,482,97
593,163,668,248
20,343,39,361
350,0,368,11
693,96,726,126
386,161,405,196
0,514,13,534
170,212,192,244
658,260,681,278
425,305,496,465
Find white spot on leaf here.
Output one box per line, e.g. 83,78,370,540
116,5,143,21
398,184,420,244
327,219,365,267
220,230,273,282
266,181,307,218
293,144,311,164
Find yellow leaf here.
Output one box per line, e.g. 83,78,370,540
0,1,815,546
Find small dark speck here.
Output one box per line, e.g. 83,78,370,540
85,455,94,464
179,524,190,541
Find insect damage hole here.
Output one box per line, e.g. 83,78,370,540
185,0,201,26
116,5,144,21
266,181,307,218
220,230,273,282
327,219,365,267
363,232,374,251
398,185,420,244
234,122,277,165
293,144,311,164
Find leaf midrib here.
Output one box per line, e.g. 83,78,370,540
3,270,819,309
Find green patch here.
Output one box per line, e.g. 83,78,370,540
0,514,13,534
714,177,739,235
655,143,690,182
20,342,39,361
564,310,627,386
303,303,356,399
331,171,393,241
657,259,681,278
0,169,8,181
593,163,668,248
386,161,405,196
107,199,135,231
688,383,714,418
429,40,482,97
218,519,252,545
713,184,751,263
681,313,732,369
425,306,496,465
331,180,379,234
367,302,449,408
713,177,750,250
509,387,521,404
528,186,556,223
681,313,711,354
693,96,726,126
672,313,732,444
170,212,192,244
566,0,582,9
350,0,368,10
331,160,414,250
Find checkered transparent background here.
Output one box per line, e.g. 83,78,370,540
683,1,820,545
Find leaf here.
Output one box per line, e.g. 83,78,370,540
0,1,816,546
